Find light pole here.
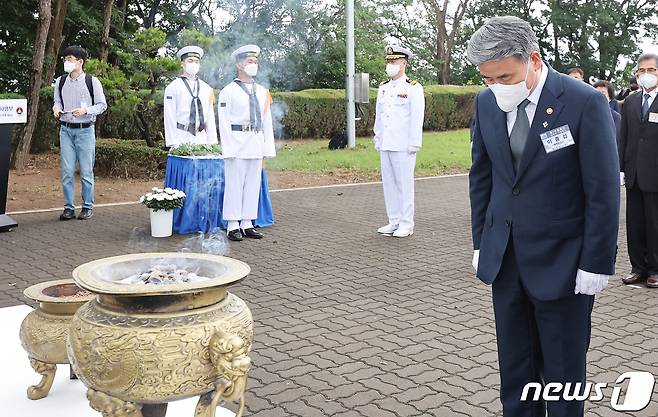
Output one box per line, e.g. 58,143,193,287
345,0,356,148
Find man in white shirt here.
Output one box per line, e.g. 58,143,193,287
163,46,218,148
373,45,425,238
217,45,276,242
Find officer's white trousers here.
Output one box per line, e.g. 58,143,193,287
223,158,262,226
380,150,416,230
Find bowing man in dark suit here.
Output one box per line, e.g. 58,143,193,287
467,16,620,417
619,53,658,288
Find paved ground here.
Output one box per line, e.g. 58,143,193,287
1,175,657,416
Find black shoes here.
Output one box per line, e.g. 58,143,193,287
59,208,75,221
242,228,263,239
78,208,93,220
227,228,264,241
227,229,244,241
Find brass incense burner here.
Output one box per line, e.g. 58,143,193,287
19,279,95,399
66,253,253,417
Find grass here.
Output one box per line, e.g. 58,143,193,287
268,129,471,176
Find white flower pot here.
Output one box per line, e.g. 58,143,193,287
149,208,173,238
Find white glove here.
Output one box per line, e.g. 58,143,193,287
620,172,625,186
408,145,421,154
472,250,480,272
574,269,609,295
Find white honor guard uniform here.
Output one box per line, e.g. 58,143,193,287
163,46,218,147
373,45,425,237
218,45,276,238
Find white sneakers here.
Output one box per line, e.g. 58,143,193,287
377,224,398,234
377,224,414,237
392,228,413,238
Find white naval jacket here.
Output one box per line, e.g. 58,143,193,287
217,80,276,159
163,76,218,147
373,75,425,152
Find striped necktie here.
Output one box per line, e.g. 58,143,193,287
642,93,651,117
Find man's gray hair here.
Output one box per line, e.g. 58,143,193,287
467,16,540,65
638,53,658,66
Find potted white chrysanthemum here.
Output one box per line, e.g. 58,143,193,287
139,187,186,237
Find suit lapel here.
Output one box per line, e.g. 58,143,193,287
629,92,643,123
515,66,565,183
479,90,516,182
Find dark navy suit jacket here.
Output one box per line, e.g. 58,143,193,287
470,66,620,301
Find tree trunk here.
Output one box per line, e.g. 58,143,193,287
118,0,128,30
12,0,52,170
100,0,114,61
41,0,69,87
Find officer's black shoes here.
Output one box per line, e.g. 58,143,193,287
227,229,244,241
78,208,93,220
59,208,75,221
242,228,263,239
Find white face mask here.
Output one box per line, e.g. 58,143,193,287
386,63,401,78
184,62,200,76
638,73,657,90
488,61,533,113
244,63,258,77
63,61,77,73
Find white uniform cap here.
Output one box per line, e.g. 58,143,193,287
176,45,204,60
386,45,413,60
230,45,261,62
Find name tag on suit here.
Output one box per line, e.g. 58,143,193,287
649,112,658,123
540,125,575,154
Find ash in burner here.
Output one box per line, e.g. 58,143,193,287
117,264,211,285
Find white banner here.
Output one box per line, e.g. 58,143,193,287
0,99,27,124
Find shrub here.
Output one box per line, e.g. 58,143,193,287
95,139,167,179
272,84,481,139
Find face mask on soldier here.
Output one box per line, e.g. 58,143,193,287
386,64,400,78
244,64,258,77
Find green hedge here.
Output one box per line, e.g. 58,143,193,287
28,84,480,151
95,139,167,179
274,85,481,139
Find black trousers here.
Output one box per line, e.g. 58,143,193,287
492,239,594,417
626,186,658,275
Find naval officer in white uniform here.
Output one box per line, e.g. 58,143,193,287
217,44,276,241
163,46,218,148
374,45,425,238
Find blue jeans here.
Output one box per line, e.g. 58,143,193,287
59,126,95,209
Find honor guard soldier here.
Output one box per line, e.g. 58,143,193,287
374,45,425,238
217,45,276,241
163,46,218,147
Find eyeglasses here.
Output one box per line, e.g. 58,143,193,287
62,57,79,63
636,68,657,75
